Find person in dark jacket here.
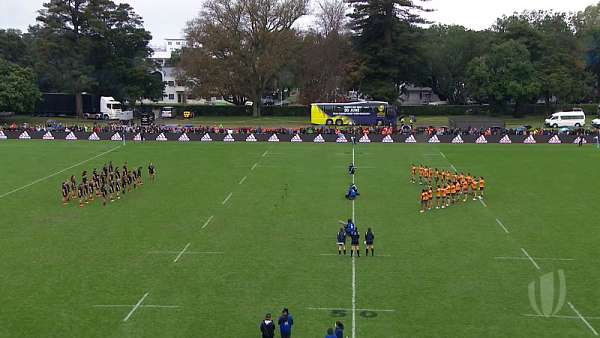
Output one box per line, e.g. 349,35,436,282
325,328,337,338
278,308,294,338
260,313,275,338
335,321,344,338
365,228,375,256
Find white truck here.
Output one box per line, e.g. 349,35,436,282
99,97,132,121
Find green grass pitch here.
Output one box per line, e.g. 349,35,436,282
1,140,599,337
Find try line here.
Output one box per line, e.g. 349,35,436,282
0,144,121,199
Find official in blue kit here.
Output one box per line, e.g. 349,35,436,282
278,308,294,338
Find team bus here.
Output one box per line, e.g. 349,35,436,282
310,101,397,126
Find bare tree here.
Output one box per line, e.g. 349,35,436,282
180,0,308,116
297,0,353,103
317,0,348,36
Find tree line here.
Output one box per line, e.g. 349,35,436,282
0,0,162,116
3,0,600,116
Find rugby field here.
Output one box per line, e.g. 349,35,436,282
1,140,599,337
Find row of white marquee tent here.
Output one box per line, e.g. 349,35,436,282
0,130,588,144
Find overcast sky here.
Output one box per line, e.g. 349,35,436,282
1,0,598,44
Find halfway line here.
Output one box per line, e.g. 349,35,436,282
123,292,149,322
0,144,121,199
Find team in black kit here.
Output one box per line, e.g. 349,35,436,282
61,161,156,207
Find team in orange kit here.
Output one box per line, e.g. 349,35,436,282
410,164,486,213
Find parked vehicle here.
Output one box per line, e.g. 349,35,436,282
544,109,586,128
592,118,600,128
36,93,130,120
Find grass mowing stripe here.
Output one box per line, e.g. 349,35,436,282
123,292,149,322
520,248,541,270
568,302,599,336
0,144,120,199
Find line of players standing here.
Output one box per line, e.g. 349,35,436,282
411,164,486,213
61,162,156,207
337,163,375,257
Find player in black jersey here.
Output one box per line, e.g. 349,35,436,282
148,163,155,182
62,181,70,205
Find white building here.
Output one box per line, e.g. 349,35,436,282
149,38,188,104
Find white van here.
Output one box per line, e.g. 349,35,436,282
545,109,586,128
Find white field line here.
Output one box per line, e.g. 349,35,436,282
523,313,600,320
202,215,214,229
251,163,258,171
123,292,149,322
494,257,574,261
351,145,356,338
439,151,447,159
147,251,223,255
142,305,182,309
262,150,269,157
238,176,247,185
94,304,181,309
495,219,510,233
521,248,541,270
0,144,121,199
173,243,191,263
450,164,457,172
222,192,233,205
479,198,488,207
308,307,396,312
569,302,600,336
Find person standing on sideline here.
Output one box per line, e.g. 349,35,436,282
325,328,337,338
365,228,375,256
335,321,344,338
260,313,275,338
278,308,294,338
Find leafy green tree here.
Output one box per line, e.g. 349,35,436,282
347,0,428,102
494,11,591,105
0,29,34,67
466,40,540,114
0,58,41,113
421,25,494,104
31,0,162,116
